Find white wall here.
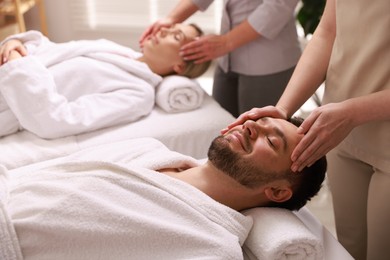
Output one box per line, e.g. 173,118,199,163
25,0,138,48
25,0,222,50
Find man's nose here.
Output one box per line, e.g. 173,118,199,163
242,120,260,139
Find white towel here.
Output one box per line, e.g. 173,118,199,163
242,207,324,260
155,75,205,113
0,165,23,260
6,138,252,259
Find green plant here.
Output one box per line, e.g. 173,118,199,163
296,0,326,36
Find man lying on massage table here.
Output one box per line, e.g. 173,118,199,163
1,117,326,259
0,23,211,139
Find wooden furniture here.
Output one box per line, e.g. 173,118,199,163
0,0,48,36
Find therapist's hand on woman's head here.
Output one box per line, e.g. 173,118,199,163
179,34,231,64
139,17,176,48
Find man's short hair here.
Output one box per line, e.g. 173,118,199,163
267,117,327,211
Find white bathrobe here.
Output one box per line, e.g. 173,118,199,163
0,31,161,139
1,138,252,260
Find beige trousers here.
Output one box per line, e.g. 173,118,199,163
327,142,390,260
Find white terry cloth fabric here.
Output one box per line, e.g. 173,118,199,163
242,207,324,260
155,75,205,113
0,30,161,139
0,166,23,260
6,138,252,260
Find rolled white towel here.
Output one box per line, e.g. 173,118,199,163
155,75,205,113
242,207,324,260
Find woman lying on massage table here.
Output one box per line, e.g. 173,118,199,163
0,23,211,139
2,117,327,259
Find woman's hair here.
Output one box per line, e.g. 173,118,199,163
179,23,212,79
267,116,327,211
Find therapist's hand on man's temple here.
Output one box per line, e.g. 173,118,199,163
288,102,356,172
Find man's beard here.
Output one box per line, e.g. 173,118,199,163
207,135,273,188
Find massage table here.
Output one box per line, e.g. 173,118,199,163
0,77,352,259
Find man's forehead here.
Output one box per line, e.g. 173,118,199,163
255,117,297,129
256,117,302,147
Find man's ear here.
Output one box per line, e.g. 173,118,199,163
264,185,293,203
173,62,186,75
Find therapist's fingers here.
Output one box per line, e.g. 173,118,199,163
221,106,287,134
180,34,230,64
291,103,356,171
139,26,154,45
183,50,212,64
139,25,162,46
290,110,320,171
180,38,201,56
179,38,210,63
291,134,331,172
139,18,175,45
291,129,335,173
180,38,209,63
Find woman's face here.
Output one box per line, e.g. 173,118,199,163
142,24,199,66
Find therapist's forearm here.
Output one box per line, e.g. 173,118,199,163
276,0,336,118
166,0,199,23
348,89,390,126
224,20,260,52
276,30,334,117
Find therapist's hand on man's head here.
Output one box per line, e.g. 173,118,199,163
290,102,356,172
222,106,288,134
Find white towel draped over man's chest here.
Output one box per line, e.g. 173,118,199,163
1,138,252,260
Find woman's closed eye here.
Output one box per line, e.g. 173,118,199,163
173,31,185,42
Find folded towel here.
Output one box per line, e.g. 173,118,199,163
242,207,324,260
155,75,205,113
